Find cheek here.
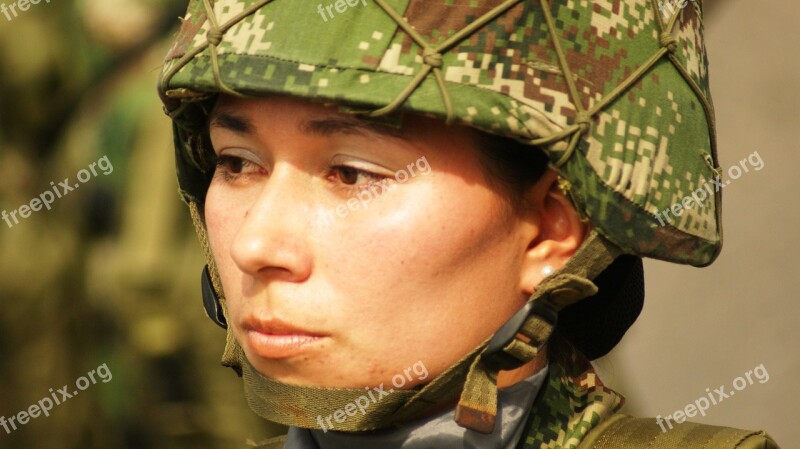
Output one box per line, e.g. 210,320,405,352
318,177,521,358
204,186,231,263
204,185,245,314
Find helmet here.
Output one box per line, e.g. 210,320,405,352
159,0,718,434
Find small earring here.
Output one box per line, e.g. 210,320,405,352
541,265,554,278
201,265,228,329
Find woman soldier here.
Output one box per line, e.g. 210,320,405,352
158,0,779,448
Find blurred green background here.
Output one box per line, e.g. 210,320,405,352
0,1,280,447
0,0,796,448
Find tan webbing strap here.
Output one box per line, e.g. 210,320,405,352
237,232,622,433
581,415,780,449
164,0,726,437
454,231,621,433
252,435,288,449
189,201,241,368
241,332,488,431
194,181,625,434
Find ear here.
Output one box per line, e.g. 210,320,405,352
518,169,588,294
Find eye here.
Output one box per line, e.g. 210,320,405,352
214,155,261,183
217,155,244,173
331,165,387,187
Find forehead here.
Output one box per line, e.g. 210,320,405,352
206,95,488,173
212,95,336,119
209,95,406,139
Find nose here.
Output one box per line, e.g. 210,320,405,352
230,165,313,283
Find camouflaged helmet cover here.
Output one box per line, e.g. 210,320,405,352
159,0,721,266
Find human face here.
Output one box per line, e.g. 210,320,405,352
205,96,536,388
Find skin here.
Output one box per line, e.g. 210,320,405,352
205,95,587,390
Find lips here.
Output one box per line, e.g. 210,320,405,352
242,317,328,359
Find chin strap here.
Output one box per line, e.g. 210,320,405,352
455,273,598,433
195,196,623,434
453,230,621,433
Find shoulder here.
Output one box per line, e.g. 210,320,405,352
579,414,780,449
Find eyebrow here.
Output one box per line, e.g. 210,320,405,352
300,116,407,140
209,111,406,140
209,112,254,135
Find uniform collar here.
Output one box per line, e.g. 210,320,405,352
280,354,624,449
515,354,624,449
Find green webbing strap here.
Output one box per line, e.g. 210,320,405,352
193,198,481,428
232,231,621,433
163,1,697,434
252,435,288,449
240,333,488,431
580,414,780,449
454,231,621,433
192,177,623,434
189,201,242,369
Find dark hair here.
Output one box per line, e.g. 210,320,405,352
469,131,551,207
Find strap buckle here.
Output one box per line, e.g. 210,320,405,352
483,300,557,371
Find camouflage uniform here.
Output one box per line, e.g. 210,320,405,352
157,1,779,447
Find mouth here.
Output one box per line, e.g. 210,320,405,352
242,317,328,359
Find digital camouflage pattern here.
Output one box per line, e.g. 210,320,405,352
517,357,774,449
250,354,779,449
156,0,727,442
159,0,721,267
517,356,623,449
249,355,626,449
